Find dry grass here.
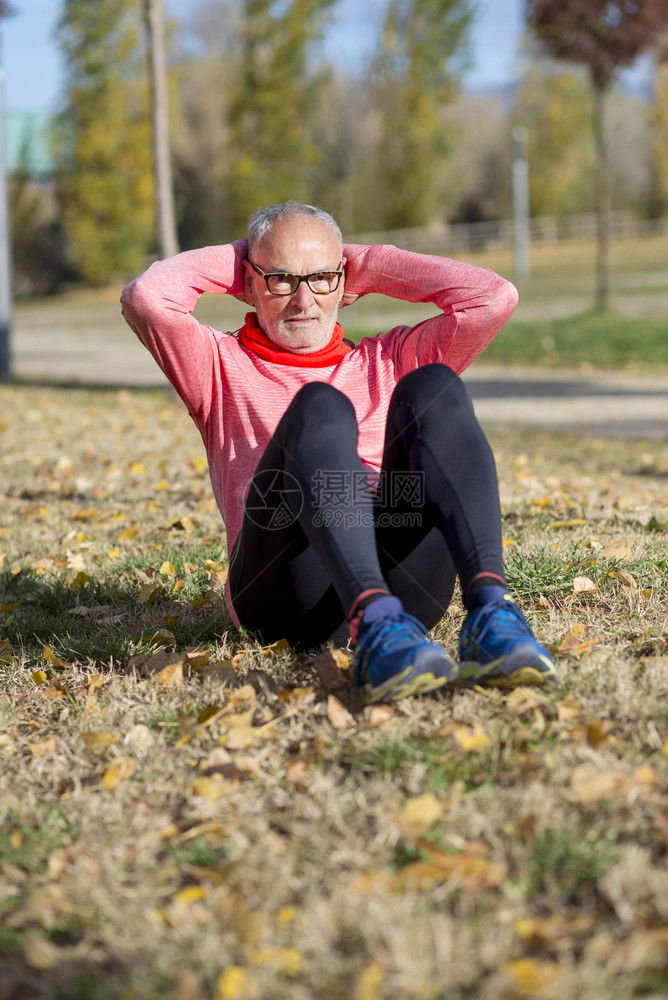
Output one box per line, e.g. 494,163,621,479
1,384,668,1000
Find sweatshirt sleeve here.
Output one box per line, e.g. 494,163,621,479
341,243,518,377
120,241,248,422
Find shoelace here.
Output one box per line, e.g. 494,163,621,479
358,613,426,654
471,600,530,644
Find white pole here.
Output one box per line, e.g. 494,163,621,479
0,32,12,381
512,126,530,281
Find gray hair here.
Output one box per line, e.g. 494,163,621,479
248,200,343,254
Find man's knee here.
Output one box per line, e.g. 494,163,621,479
290,381,355,418
284,382,358,451
394,364,472,416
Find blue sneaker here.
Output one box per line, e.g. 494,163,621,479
354,610,458,704
458,593,555,688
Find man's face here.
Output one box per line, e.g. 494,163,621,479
243,215,346,354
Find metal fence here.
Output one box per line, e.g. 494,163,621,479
346,212,668,255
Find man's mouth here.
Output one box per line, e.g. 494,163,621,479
284,316,319,326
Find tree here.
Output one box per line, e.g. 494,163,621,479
54,0,155,285
375,0,473,229
513,60,593,217
0,0,14,379
226,0,337,233
170,1,241,247
648,37,668,220
143,0,178,259
526,0,668,310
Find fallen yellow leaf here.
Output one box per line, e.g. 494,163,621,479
326,695,356,730
454,723,489,751
353,962,384,1000
547,518,587,530
217,967,257,1000
137,582,162,604
29,736,58,759
601,538,633,560
43,646,65,668
398,843,506,891
504,687,549,715
558,695,583,722
607,568,638,590
81,732,117,754
568,766,627,803
23,933,63,971
191,774,240,801
262,638,292,657
173,885,207,905
155,660,184,688
396,792,443,838
573,575,597,595
502,958,561,995
102,757,137,790
247,947,302,976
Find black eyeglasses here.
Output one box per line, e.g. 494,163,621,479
249,260,344,296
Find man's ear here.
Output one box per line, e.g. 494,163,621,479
242,259,255,306
339,257,358,307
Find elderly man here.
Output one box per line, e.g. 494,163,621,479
121,200,554,703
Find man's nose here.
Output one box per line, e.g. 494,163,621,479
290,279,316,308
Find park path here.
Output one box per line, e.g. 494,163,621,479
9,307,668,440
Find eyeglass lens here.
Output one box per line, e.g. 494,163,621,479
267,272,341,295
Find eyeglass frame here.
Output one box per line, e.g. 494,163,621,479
247,259,344,296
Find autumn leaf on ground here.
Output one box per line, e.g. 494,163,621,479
137,581,162,604
81,731,117,754
454,723,489,751
326,695,356,730
30,736,58,759
191,774,240,801
573,575,597,595
353,962,384,1000
398,841,507,892
559,626,600,657
396,792,443,838
607,568,638,590
308,648,351,692
558,695,583,721
501,958,561,996
217,967,258,1000
547,518,587,530
504,687,550,716
567,766,628,803
43,646,65,668
601,538,633,560
102,757,137,790
247,947,303,976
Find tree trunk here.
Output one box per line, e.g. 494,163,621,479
591,73,610,312
143,0,179,260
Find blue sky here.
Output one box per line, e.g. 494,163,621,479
3,0,528,115
1,0,651,116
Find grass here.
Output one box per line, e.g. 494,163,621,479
480,311,668,371
1,383,668,999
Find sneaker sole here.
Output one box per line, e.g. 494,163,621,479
458,657,556,689
364,667,455,705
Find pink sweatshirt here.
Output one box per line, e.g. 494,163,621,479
121,240,518,625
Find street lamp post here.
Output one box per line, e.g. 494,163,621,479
0,29,12,381
512,126,530,282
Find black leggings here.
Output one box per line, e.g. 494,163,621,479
228,364,505,649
